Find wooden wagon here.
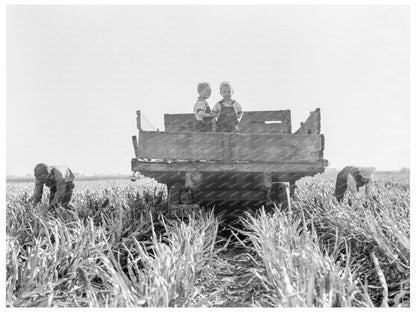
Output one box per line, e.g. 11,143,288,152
131,108,327,212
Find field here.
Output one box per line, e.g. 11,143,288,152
6,173,410,307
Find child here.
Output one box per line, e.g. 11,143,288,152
212,81,243,132
193,82,215,132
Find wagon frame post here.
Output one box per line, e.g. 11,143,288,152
270,182,291,212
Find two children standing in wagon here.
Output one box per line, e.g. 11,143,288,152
193,81,243,132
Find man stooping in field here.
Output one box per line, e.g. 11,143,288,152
30,163,75,209
335,166,375,202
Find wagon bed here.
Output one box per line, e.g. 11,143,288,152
131,108,327,209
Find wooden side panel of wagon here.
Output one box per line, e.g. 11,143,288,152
131,108,327,209
164,110,292,134
137,131,324,163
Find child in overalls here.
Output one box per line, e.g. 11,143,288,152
193,82,215,132
212,81,243,132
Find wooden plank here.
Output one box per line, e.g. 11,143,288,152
238,110,292,134
131,158,328,174
229,133,322,162
136,111,141,131
131,162,327,190
240,123,289,134
132,170,326,190
319,134,325,158
132,136,139,158
138,131,323,163
294,108,321,134
179,172,277,191
222,133,231,163
138,131,225,161
164,110,292,133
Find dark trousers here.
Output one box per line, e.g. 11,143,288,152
335,176,348,202
49,182,75,206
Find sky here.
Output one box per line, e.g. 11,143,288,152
5,4,410,175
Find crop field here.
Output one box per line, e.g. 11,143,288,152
6,173,410,307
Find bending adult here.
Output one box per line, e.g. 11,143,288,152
30,163,75,209
335,166,375,202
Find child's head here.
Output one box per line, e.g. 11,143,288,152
197,82,212,99
219,81,234,100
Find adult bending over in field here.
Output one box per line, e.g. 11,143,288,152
30,163,75,209
335,166,375,202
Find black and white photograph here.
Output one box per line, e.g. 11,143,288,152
3,1,413,308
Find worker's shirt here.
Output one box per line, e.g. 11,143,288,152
193,98,211,121
346,173,358,195
33,166,74,205
346,172,374,198
212,99,243,121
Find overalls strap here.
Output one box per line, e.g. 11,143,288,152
195,101,213,132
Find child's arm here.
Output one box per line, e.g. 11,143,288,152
211,102,220,118
194,101,214,118
200,111,214,118
235,101,243,121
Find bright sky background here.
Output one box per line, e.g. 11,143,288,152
6,4,410,175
